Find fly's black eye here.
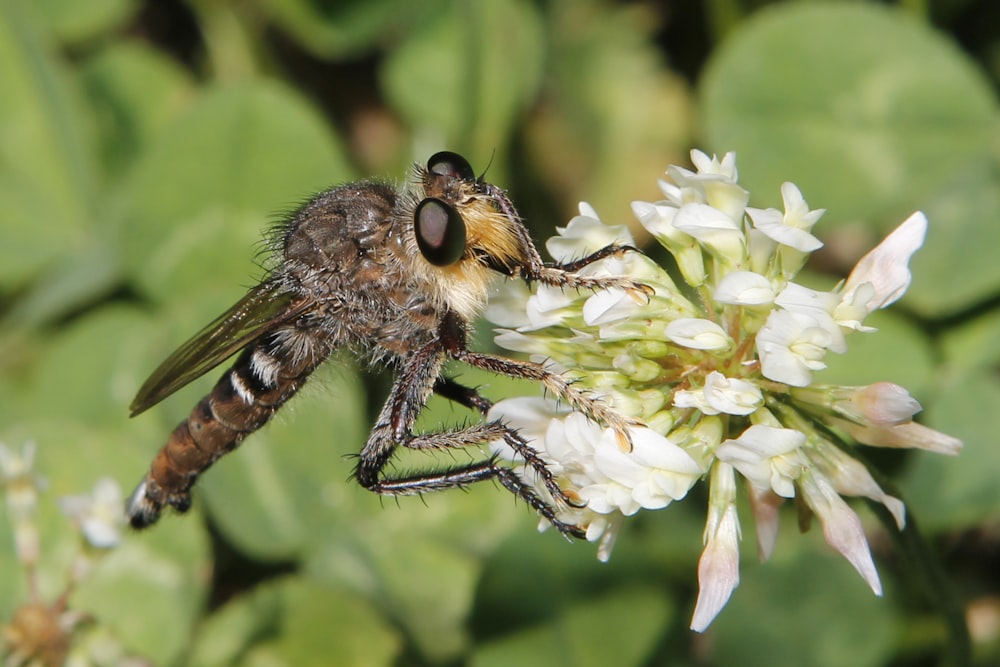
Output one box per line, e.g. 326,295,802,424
427,151,475,182
415,198,466,266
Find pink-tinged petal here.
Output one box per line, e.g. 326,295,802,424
748,484,783,561
838,419,962,456
853,382,922,425
691,463,741,632
799,472,882,596
843,212,927,311
809,442,906,529
690,508,741,632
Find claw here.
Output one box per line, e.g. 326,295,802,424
626,282,654,304
614,428,633,453
559,487,588,510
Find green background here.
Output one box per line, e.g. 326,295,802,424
1,0,997,665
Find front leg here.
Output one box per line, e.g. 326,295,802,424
433,376,493,415
437,312,639,452
354,340,584,537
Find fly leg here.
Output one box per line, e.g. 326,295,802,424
355,342,583,538
530,244,653,299
433,377,492,415
477,184,651,298
437,312,639,451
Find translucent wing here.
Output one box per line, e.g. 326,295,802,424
130,281,312,416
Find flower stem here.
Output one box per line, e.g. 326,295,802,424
865,494,970,667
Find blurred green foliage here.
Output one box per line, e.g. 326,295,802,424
0,0,998,665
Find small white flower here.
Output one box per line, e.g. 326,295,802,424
664,150,749,222
582,288,638,326
547,203,635,262
486,280,535,329
716,425,807,498
757,310,832,386
809,441,905,529
673,203,745,266
632,200,707,287
674,372,762,416
774,283,846,353
587,428,702,513
665,318,731,350
59,477,126,549
746,182,824,253
714,271,775,306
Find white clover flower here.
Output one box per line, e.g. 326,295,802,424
59,477,126,550
486,150,961,631
0,441,46,565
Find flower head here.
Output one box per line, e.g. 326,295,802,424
0,442,46,566
59,477,126,550
486,150,960,631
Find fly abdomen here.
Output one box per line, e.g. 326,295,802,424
127,335,320,528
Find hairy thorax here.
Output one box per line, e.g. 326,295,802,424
279,181,455,360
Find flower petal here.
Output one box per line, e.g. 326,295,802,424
665,318,731,350
691,463,741,632
799,472,882,595
843,211,927,311
714,271,775,306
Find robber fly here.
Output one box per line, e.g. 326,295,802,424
127,151,646,538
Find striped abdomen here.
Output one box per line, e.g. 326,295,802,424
127,332,324,528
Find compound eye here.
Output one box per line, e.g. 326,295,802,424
415,198,467,266
427,151,475,181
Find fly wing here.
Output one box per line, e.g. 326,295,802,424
130,281,312,416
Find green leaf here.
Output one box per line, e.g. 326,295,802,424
0,1,99,284
238,577,401,667
940,306,1000,373
710,544,896,667
188,579,283,667
260,0,416,58
906,156,1000,315
896,309,1000,529
72,518,211,665
118,81,354,302
35,0,137,45
312,535,480,662
900,365,1000,530
81,41,196,177
471,587,671,667
18,306,156,426
380,0,544,161
700,3,996,230
197,364,368,561
524,0,693,226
